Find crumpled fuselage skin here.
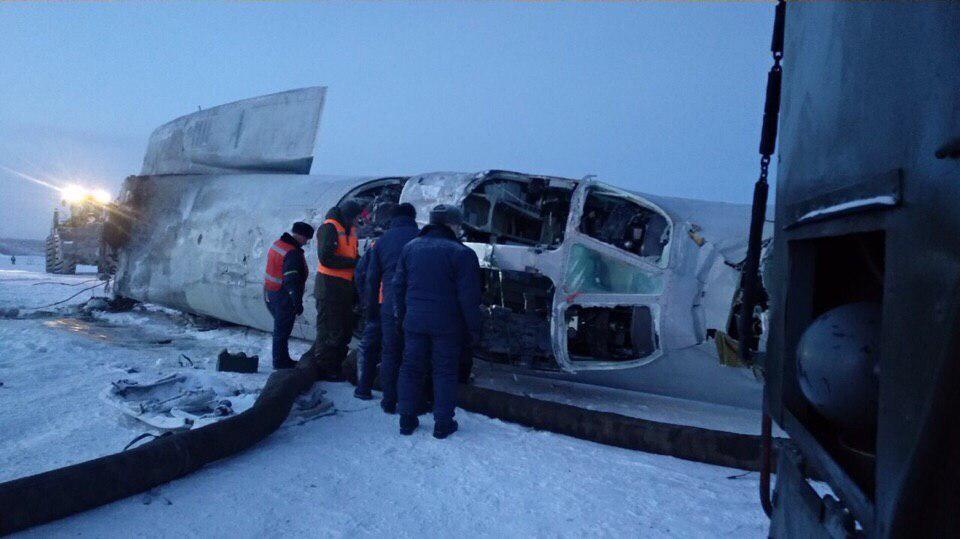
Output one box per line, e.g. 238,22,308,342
114,171,763,408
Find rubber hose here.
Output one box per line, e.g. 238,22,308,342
0,361,320,535
342,352,779,471
458,384,776,471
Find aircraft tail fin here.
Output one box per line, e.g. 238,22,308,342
140,86,326,176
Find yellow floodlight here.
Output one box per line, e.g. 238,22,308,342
61,184,88,203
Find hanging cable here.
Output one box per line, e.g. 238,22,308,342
30,278,100,287
739,0,786,519
22,281,106,310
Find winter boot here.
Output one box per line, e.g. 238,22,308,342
399,414,419,435
354,387,373,400
433,419,459,440
381,400,397,414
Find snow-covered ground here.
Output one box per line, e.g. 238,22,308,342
0,256,770,537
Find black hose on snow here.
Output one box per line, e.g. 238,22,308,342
457,384,776,472
0,362,320,536
1,354,778,535
342,353,778,472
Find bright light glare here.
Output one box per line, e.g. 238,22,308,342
61,184,88,203
92,189,112,204
58,184,112,204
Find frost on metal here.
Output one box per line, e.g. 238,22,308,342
796,195,897,224
140,87,326,176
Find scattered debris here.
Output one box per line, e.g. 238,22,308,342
185,313,237,332
291,385,335,424
101,372,258,430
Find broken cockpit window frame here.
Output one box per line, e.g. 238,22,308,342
552,297,664,370
565,304,659,363
576,186,672,268
548,180,673,371
460,172,576,250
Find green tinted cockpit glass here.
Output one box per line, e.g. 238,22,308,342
564,244,664,295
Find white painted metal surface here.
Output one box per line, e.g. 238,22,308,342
141,87,326,176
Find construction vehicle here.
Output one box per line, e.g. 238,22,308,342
45,186,112,275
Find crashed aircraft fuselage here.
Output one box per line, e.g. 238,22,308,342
113,170,762,407
111,89,763,408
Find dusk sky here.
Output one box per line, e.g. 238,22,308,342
0,1,776,239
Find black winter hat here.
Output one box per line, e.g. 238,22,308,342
429,204,463,227
338,200,363,222
392,203,417,219
291,221,315,238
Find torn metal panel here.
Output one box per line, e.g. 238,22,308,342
141,87,326,176
398,171,769,388
399,171,477,226
114,173,379,339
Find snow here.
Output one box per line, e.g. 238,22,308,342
0,257,770,537
796,195,897,223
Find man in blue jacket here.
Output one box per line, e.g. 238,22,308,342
393,205,481,438
362,203,420,411
353,242,381,400
263,221,314,370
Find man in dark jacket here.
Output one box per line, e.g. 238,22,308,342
362,203,420,412
352,201,392,400
264,221,313,370
393,205,481,438
304,200,362,380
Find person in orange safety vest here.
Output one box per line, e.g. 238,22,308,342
264,221,314,370
302,200,363,379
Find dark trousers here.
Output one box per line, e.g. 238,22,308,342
398,330,462,423
379,308,402,406
357,314,381,392
306,273,355,373
264,292,296,366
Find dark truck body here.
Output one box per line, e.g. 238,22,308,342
764,3,960,537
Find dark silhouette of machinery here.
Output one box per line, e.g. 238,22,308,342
45,187,113,275
741,2,960,537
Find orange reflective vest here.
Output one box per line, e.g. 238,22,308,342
317,218,358,281
264,238,296,291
